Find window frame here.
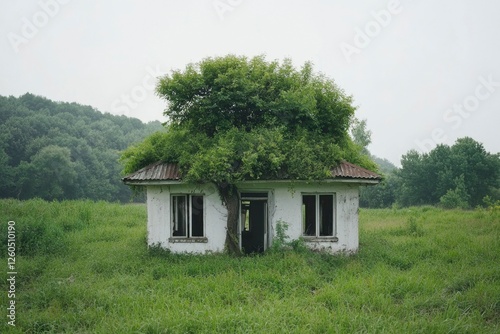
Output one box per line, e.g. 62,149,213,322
170,194,205,240
301,193,337,239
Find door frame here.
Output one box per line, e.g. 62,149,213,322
239,191,269,253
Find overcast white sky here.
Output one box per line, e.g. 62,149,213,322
1,0,499,165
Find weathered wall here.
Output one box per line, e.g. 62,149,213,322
146,181,360,254
146,183,226,253
240,181,360,254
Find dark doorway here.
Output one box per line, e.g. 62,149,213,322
241,193,268,254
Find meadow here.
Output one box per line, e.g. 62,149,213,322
0,199,499,333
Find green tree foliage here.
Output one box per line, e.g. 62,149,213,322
354,119,500,209
158,56,355,142
351,119,399,209
350,118,372,155
17,145,77,200
397,137,500,208
360,173,400,208
439,174,470,209
122,55,376,254
0,93,163,201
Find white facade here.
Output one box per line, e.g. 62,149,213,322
145,180,365,254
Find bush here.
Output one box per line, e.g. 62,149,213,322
148,243,172,257
483,195,500,211
1,218,66,256
440,175,470,209
269,220,307,253
440,189,469,209
269,220,290,252
407,215,424,237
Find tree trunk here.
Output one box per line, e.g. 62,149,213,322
218,183,242,256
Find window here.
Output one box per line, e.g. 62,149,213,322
302,194,335,237
171,195,204,238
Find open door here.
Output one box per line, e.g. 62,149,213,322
240,193,268,254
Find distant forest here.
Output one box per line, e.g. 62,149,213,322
361,139,500,209
0,93,163,202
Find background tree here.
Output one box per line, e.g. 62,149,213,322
396,137,500,208
122,55,376,254
351,117,500,209
359,172,399,208
351,118,372,156
349,118,400,209
439,174,470,209
449,137,499,206
0,93,163,201
16,145,77,200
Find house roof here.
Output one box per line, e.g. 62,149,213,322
123,161,181,182
330,161,382,180
122,161,381,184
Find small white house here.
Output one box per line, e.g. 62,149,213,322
123,161,380,254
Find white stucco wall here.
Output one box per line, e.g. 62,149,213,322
146,183,227,253
146,181,361,254
240,181,360,254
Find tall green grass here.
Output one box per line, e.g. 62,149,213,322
0,200,499,333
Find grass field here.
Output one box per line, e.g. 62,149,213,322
1,199,499,333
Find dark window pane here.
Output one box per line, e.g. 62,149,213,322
319,195,334,236
302,195,316,236
191,195,204,237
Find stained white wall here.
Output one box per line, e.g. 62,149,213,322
146,183,226,253
240,181,360,254
146,181,361,254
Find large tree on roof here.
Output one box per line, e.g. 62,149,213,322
121,55,376,255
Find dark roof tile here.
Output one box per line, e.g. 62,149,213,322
122,162,180,182
123,161,381,183
330,161,381,180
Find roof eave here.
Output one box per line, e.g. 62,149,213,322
123,178,380,186
238,178,381,184
122,179,183,186
328,178,381,184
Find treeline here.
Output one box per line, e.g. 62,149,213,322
0,93,163,202
1,93,498,207
361,137,500,209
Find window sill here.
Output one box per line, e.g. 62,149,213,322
169,237,208,243
302,236,339,243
